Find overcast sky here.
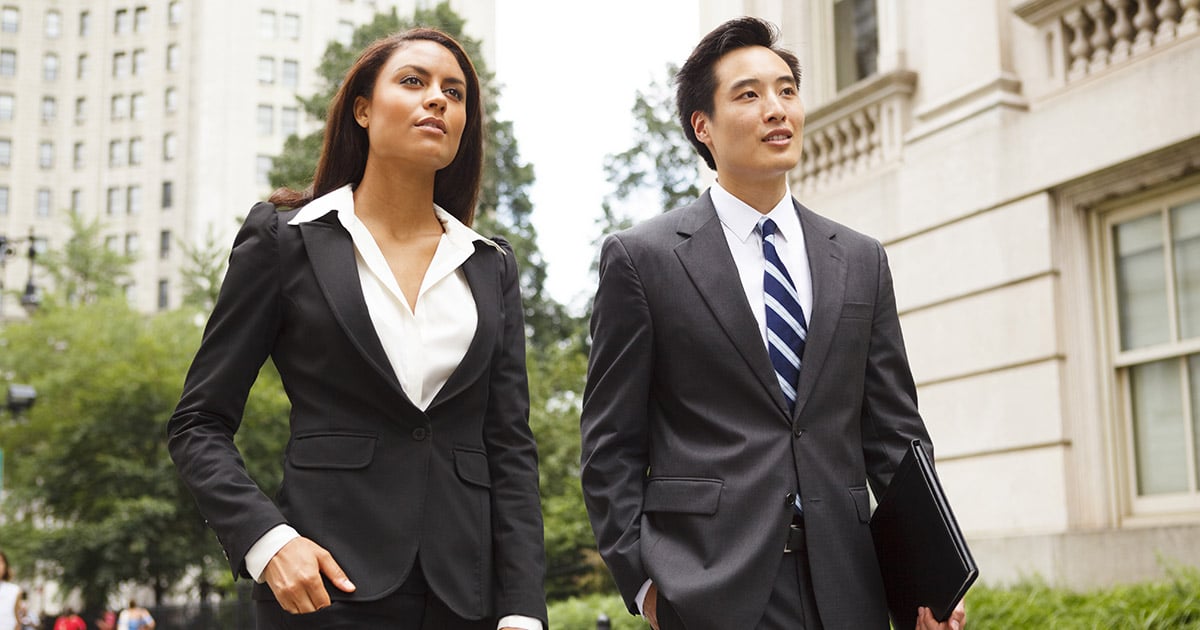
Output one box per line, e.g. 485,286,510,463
493,1,702,311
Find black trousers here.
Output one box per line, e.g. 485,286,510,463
255,561,494,630
657,548,823,630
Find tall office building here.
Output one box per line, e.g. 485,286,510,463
0,0,493,315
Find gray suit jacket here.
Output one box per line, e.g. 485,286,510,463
580,191,931,629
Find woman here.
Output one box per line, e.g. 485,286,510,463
167,28,547,629
0,550,20,630
116,601,154,630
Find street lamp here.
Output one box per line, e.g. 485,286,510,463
0,226,41,317
5,383,35,414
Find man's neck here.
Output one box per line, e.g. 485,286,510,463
715,173,789,214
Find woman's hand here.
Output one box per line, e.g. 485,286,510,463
261,537,356,614
916,600,965,630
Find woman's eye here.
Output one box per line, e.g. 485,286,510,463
400,76,422,86
445,88,463,101
740,91,757,99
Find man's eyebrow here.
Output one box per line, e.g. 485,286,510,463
728,75,796,91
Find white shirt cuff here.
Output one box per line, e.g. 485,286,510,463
496,614,543,630
635,579,653,617
245,524,300,582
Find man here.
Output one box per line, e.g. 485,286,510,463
580,17,967,630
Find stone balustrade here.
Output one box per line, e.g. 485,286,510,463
792,69,917,195
1017,0,1200,83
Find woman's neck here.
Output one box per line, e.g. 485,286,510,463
353,159,442,237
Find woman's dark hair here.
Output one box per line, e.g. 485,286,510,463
270,28,484,225
675,17,802,171
0,549,11,581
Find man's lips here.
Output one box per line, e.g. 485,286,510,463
763,128,792,142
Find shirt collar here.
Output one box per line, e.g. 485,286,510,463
710,180,800,243
287,184,503,254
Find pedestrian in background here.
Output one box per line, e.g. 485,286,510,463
116,600,154,630
0,550,22,630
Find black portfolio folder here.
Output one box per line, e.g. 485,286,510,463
870,439,978,630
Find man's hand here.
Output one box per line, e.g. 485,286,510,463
644,582,661,630
261,537,356,614
916,599,965,630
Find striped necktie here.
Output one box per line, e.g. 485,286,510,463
760,217,808,413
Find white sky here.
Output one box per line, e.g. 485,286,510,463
493,1,702,312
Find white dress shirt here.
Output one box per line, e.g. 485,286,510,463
635,181,812,617
244,185,541,630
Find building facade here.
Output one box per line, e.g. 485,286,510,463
0,0,493,315
702,0,1200,588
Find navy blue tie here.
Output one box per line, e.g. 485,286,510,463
760,217,808,412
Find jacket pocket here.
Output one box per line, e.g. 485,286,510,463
454,447,491,488
643,477,723,515
849,485,872,522
841,301,873,320
288,432,377,470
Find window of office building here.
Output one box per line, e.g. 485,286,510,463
167,43,180,71
0,50,15,76
163,133,177,160
281,106,298,138
132,49,146,76
43,53,59,80
259,10,276,38
131,92,145,120
0,93,12,120
0,186,8,215
45,10,60,38
129,137,143,165
1103,184,1200,509
125,232,139,256
77,53,88,79
282,59,299,89
168,1,181,26
70,189,81,212
73,142,84,169
1,6,17,32
38,141,53,168
159,230,171,259
41,96,55,122
161,180,173,209
36,188,51,217
833,0,879,91
105,234,119,252
113,52,128,78
127,185,141,214
258,56,274,84
165,87,178,113
283,13,300,39
106,186,122,214
79,10,90,36
134,6,148,32
256,155,273,186
257,104,273,136
0,138,10,166
157,278,169,310
112,94,127,120
114,8,129,34
75,97,85,124
109,139,125,166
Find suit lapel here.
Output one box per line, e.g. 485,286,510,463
299,217,416,408
674,193,791,418
792,200,846,420
427,243,496,410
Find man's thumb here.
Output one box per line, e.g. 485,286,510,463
318,553,356,593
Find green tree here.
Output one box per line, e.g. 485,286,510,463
601,64,702,232
177,226,228,312
35,210,135,307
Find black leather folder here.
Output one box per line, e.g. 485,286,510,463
870,439,978,630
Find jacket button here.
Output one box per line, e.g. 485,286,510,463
793,425,804,437
785,492,796,506
412,427,428,441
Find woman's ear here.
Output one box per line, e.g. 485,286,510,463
353,95,370,128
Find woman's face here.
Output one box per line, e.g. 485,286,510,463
353,40,469,173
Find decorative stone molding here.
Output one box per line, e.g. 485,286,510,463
792,69,918,195
1015,0,1200,84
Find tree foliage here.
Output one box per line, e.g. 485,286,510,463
34,211,135,307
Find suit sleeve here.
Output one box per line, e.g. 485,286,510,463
580,234,654,614
860,240,933,497
482,237,549,626
167,202,288,577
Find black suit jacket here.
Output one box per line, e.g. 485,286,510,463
580,192,932,629
168,201,547,624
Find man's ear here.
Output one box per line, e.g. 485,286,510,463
691,110,710,144
353,95,370,128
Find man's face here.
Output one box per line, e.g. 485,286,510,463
692,45,804,187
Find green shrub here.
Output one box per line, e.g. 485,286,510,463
548,593,648,630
